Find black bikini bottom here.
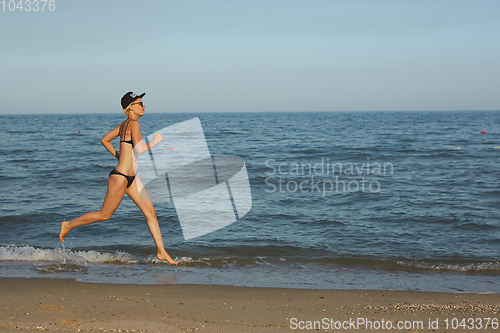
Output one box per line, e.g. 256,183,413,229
109,168,136,188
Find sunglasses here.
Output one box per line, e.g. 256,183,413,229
131,101,144,107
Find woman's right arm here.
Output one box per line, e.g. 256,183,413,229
100,125,121,159
130,121,163,154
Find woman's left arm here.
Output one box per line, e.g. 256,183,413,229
100,125,121,159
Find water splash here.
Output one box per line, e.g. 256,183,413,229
0,245,135,265
60,242,67,265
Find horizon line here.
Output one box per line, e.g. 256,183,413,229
3,109,500,116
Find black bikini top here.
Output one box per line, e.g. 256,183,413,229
120,120,134,146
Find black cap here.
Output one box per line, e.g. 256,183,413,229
121,91,145,109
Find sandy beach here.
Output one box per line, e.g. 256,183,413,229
0,278,499,332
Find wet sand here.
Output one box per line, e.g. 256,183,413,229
0,278,499,332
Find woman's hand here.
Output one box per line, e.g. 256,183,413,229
153,133,163,143
136,133,163,154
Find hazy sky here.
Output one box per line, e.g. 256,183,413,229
1,0,499,114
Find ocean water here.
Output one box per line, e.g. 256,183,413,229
1,111,499,293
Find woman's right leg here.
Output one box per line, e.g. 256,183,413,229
59,175,127,242
125,177,178,266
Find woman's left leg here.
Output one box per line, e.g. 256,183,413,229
126,177,178,266
59,175,127,242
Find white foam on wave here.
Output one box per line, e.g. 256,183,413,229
78,250,137,264
145,256,195,264
0,246,137,265
144,256,245,267
397,260,500,273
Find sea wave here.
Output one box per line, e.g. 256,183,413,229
397,260,500,273
1,246,500,276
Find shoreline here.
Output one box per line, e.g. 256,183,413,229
3,248,500,293
1,278,499,332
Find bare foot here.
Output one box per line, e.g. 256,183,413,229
59,221,71,242
157,252,178,266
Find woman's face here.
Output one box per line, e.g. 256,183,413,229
130,98,145,116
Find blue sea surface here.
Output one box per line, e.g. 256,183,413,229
1,111,499,293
